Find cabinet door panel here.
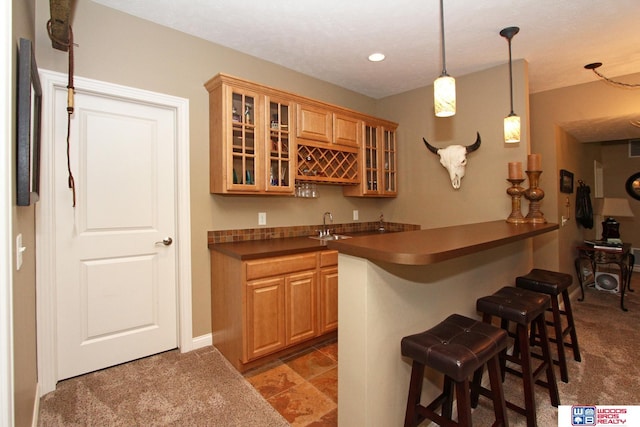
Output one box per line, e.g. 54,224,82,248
285,271,317,344
227,87,261,192
381,127,397,195
297,103,332,143
246,277,285,360
319,267,339,334
266,96,295,193
334,114,361,147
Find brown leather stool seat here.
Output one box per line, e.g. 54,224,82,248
401,314,509,427
472,286,559,427
516,268,581,383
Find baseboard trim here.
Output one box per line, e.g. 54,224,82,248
190,333,212,351
32,382,40,427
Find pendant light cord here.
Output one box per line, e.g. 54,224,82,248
587,66,640,89
507,37,514,115
47,20,77,207
439,0,448,76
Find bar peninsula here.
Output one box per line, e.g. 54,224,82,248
326,220,558,426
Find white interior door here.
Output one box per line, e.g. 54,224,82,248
53,84,179,380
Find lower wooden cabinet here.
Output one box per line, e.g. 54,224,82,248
319,250,339,334
319,266,338,334
246,277,286,360
211,249,338,371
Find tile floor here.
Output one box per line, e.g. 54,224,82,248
244,339,338,426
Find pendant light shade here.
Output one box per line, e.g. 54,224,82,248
500,26,520,143
504,114,521,143
434,75,456,117
434,0,455,117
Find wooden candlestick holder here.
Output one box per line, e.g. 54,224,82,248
506,178,527,224
524,170,547,224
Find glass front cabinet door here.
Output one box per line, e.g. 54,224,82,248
206,74,295,195
266,96,295,193
229,88,259,192
343,122,397,197
381,127,397,195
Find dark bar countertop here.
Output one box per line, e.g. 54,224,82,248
209,221,557,264
326,220,558,265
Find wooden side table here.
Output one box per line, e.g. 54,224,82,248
576,244,633,311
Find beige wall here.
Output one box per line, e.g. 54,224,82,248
32,0,535,341
12,0,39,426
530,74,640,281
20,0,638,422
377,60,530,229
33,0,383,339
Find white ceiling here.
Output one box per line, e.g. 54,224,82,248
93,0,640,142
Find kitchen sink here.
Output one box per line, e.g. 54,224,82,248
309,234,352,241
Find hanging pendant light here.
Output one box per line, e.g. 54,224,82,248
434,0,455,117
500,26,520,143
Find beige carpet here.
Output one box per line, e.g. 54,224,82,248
38,275,640,426
38,346,289,426
470,275,640,426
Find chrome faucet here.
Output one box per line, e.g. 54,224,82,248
322,211,333,237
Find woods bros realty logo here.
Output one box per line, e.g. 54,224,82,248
563,406,633,425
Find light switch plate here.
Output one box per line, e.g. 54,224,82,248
353,210,359,221
16,234,25,270
258,212,267,225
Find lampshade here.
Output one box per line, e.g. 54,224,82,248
504,114,521,143
598,197,634,218
596,197,634,240
434,0,455,118
500,26,520,143
434,75,456,117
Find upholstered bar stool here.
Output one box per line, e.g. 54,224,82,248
401,314,509,427
516,268,581,383
472,286,559,427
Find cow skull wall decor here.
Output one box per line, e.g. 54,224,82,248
422,132,481,189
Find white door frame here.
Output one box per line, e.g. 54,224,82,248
36,70,193,396
1,0,14,424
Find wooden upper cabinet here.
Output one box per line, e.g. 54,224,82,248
205,73,398,195
333,113,361,147
205,74,294,195
296,105,361,148
343,121,398,198
296,103,332,143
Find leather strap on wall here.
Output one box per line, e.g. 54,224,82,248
47,21,76,207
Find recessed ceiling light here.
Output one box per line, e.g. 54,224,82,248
368,53,385,62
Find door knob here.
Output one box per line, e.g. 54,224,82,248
155,237,173,246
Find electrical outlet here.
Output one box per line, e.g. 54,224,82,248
258,212,267,225
353,210,359,221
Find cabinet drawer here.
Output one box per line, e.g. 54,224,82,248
246,252,317,280
320,250,338,267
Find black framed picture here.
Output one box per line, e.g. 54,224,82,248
560,169,574,194
16,37,43,206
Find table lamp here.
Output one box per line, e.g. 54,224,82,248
597,197,635,241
